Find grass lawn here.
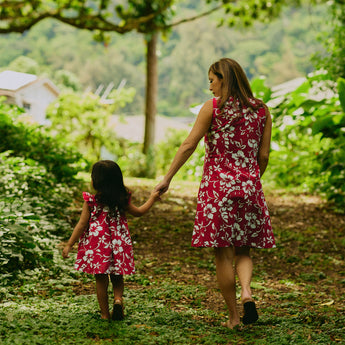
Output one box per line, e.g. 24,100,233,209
1,178,344,344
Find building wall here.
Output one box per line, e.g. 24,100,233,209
14,80,58,124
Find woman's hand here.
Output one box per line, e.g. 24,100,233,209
154,178,170,195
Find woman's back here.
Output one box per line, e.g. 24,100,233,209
206,97,266,179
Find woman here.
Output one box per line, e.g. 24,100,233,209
155,58,275,329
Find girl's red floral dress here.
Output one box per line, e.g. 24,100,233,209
74,192,135,275
192,97,276,249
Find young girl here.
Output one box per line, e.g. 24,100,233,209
62,160,160,321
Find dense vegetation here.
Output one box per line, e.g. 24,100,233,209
0,4,328,117
259,74,345,211
0,1,344,343
0,101,86,280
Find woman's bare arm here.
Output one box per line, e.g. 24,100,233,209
155,99,213,194
257,106,272,177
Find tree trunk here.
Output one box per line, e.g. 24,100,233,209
143,32,158,155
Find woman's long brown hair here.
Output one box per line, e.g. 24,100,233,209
208,58,263,111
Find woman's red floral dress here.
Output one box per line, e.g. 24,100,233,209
74,192,135,275
192,97,276,249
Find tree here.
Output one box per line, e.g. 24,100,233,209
0,0,321,156
46,87,135,161
313,0,345,79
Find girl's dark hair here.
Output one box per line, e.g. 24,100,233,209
91,160,130,213
208,58,263,110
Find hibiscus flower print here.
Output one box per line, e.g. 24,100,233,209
219,172,235,188
204,204,217,219
242,180,254,195
89,223,102,237
83,250,94,263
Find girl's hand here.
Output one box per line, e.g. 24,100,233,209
151,190,161,202
62,244,72,259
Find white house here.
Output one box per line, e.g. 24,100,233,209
0,70,59,124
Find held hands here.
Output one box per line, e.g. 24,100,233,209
154,177,170,195
150,190,162,202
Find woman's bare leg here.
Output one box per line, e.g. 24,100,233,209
235,247,258,324
95,274,111,319
214,247,240,328
234,247,253,302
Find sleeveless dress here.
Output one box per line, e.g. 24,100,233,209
192,97,275,248
74,192,135,275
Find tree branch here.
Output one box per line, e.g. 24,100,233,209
167,4,224,28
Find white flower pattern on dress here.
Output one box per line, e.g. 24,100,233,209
74,192,135,275
192,97,275,248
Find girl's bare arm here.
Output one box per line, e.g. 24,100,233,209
62,201,90,258
126,190,161,217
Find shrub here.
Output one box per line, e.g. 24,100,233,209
0,99,87,183
267,72,345,210
0,152,74,279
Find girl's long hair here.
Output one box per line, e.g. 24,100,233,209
208,58,263,111
91,160,130,213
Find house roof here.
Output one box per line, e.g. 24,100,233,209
0,70,37,91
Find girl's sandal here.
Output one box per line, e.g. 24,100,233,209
242,298,258,325
112,297,124,321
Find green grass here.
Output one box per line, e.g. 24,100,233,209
1,179,344,344
1,281,344,345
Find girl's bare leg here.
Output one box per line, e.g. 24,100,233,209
214,247,240,328
234,247,253,302
95,274,111,319
110,274,125,320
110,274,124,300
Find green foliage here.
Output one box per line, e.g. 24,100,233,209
117,144,156,178
267,72,345,210
338,77,345,113
313,0,345,79
6,55,40,75
221,0,301,27
0,3,328,116
46,88,135,162
155,128,205,180
0,152,73,279
0,100,84,279
54,69,82,92
0,99,86,183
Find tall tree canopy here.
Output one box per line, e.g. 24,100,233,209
0,0,325,155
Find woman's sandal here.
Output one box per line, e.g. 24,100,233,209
112,297,124,321
242,298,258,325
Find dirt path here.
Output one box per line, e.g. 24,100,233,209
72,181,345,319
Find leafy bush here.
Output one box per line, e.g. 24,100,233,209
0,152,74,280
155,128,205,181
0,99,87,183
0,101,84,280
46,88,135,162
267,72,345,210
113,129,204,180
